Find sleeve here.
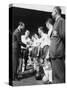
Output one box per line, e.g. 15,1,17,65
12,30,17,43
58,19,65,41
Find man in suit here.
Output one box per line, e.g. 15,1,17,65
49,6,65,83
12,22,25,80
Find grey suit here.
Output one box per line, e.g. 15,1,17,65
49,16,65,83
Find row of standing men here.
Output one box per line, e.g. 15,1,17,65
12,6,65,84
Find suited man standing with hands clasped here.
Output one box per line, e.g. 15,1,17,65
49,6,65,83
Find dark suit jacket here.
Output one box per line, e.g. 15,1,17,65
12,29,21,49
49,16,65,58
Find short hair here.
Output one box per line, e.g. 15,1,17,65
54,6,61,15
19,22,25,27
46,18,53,25
38,26,44,32
25,30,30,34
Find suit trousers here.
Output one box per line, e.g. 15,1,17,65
51,58,65,83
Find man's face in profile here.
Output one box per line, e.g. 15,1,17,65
20,24,25,30
25,30,30,37
38,29,41,35
46,22,49,29
52,8,57,19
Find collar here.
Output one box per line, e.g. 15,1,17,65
55,15,61,21
49,25,53,30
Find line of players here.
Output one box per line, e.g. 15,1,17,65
17,18,54,83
